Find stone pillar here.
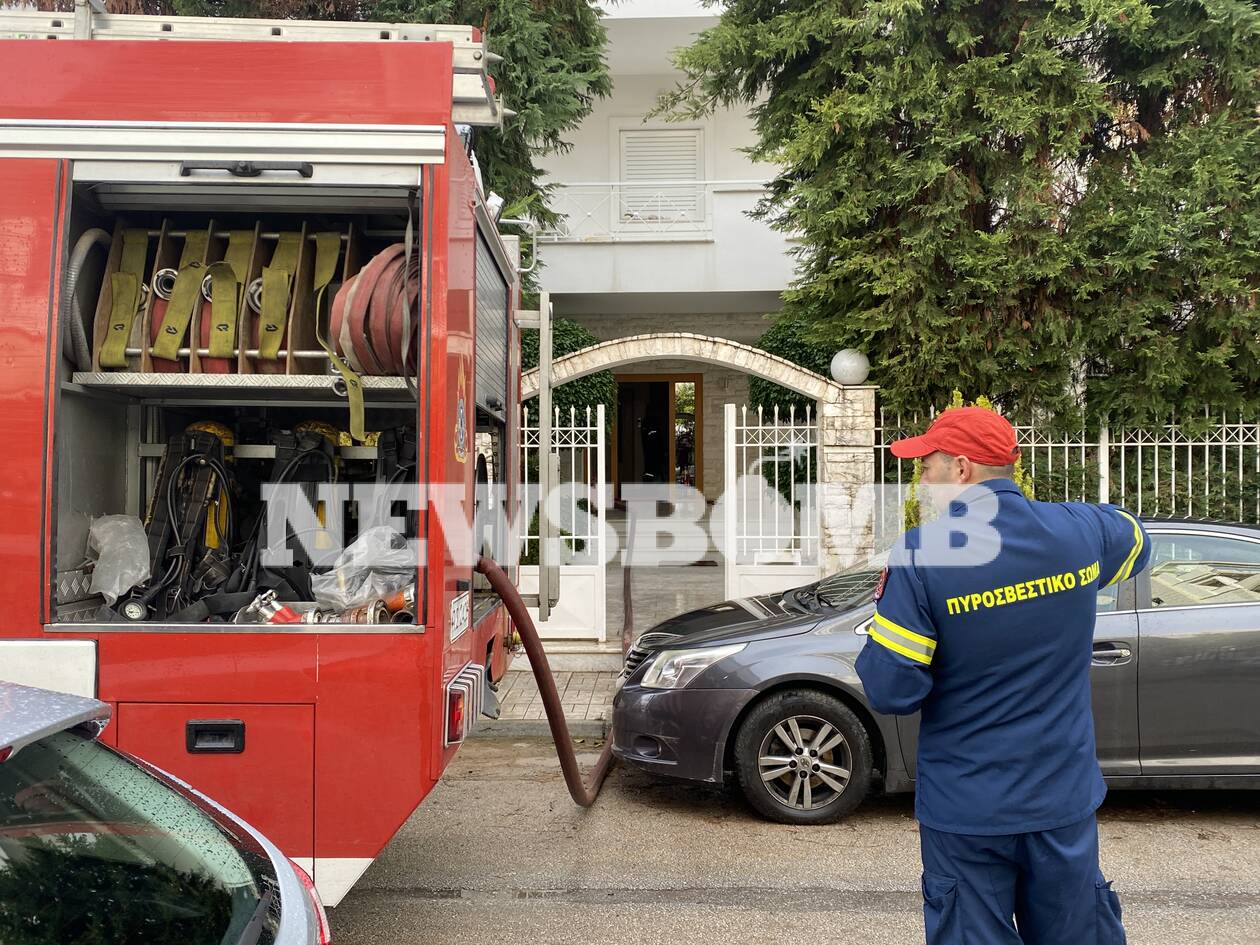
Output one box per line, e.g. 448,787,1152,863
817,384,878,572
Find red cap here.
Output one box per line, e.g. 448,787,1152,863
890,406,1021,467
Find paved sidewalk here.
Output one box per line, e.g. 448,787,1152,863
493,669,619,728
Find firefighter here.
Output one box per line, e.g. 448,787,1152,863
856,406,1150,945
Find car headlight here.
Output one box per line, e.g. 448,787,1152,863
640,643,747,690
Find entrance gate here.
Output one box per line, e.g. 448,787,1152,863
724,403,822,598
519,404,607,640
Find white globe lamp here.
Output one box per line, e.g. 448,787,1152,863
830,349,870,386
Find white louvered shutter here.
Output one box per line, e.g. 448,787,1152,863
618,128,704,225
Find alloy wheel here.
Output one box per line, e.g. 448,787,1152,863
756,714,852,812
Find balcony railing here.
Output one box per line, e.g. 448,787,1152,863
539,179,768,243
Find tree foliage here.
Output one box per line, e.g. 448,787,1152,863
659,0,1260,423
367,0,612,232
748,312,833,414
521,318,616,426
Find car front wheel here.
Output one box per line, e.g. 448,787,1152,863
733,689,873,825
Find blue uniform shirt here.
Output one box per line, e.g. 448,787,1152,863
855,478,1151,835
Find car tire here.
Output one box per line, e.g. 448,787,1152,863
733,689,873,825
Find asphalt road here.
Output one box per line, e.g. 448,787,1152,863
330,736,1260,945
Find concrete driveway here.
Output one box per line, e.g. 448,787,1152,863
330,737,1260,945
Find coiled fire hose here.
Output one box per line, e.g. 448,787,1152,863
475,557,615,807
328,242,419,441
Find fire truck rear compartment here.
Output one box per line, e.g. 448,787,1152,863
52,185,424,628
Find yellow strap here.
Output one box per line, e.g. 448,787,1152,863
310,232,367,441
205,261,241,359
150,263,205,362
313,231,340,292
149,230,210,361
98,229,149,368
258,232,302,360
178,230,209,269
223,230,253,282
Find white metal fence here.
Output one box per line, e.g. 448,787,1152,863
876,407,1260,544
519,404,607,640
724,403,821,598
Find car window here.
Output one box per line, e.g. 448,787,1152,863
1147,533,1260,608
0,729,279,945
1097,583,1119,614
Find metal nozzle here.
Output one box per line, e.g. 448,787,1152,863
151,268,178,301
246,277,264,314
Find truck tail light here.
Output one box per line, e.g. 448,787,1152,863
447,689,465,744
0,746,11,763
443,663,485,746
290,859,332,945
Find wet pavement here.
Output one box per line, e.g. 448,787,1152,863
331,737,1260,945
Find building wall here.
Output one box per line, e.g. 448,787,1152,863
535,72,795,297
536,7,799,505
565,310,772,346
540,74,774,184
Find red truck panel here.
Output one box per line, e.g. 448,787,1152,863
116,701,315,857
313,634,434,860
0,40,454,126
97,633,319,704
0,158,65,635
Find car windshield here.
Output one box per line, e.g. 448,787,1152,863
793,555,889,610
0,729,279,945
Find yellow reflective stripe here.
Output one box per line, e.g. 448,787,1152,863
1105,509,1144,587
874,612,937,650
869,627,933,666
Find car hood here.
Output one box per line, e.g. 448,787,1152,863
633,593,819,651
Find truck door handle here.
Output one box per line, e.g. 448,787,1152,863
186,719,246,753
180,160,315,179
1092,642,1133,666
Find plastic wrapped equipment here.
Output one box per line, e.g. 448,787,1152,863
310,526,416,610
88,514,151,605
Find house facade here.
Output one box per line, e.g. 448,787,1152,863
536,0,799,503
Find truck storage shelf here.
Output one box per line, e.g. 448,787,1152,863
69,372,413,404
45,622,425,635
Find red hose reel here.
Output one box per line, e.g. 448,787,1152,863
330,243,420,378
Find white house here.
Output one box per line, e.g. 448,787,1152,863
522,0,878,655
535,0,800,504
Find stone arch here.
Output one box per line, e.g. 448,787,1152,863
519,331,842,403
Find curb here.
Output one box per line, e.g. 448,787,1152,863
471,717,609,740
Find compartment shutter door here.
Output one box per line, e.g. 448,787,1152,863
475,231,509,421
618,128,704,224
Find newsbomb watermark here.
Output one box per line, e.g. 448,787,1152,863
257,479,1009,572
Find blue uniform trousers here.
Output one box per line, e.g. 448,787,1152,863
919,815,1126,945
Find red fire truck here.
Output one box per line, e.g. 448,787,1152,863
0,5,525,905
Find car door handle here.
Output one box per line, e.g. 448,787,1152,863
1092,642,1133,666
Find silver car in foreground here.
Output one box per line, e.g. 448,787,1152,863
0,681,329,945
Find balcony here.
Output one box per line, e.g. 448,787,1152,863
541,179,768,243
536,179,796,303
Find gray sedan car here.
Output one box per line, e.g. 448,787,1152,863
0,682,329,945
612,518,1260,825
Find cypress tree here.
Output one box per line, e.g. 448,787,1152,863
660,0,1260,422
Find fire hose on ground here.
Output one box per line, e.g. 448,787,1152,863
475,556,615,807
